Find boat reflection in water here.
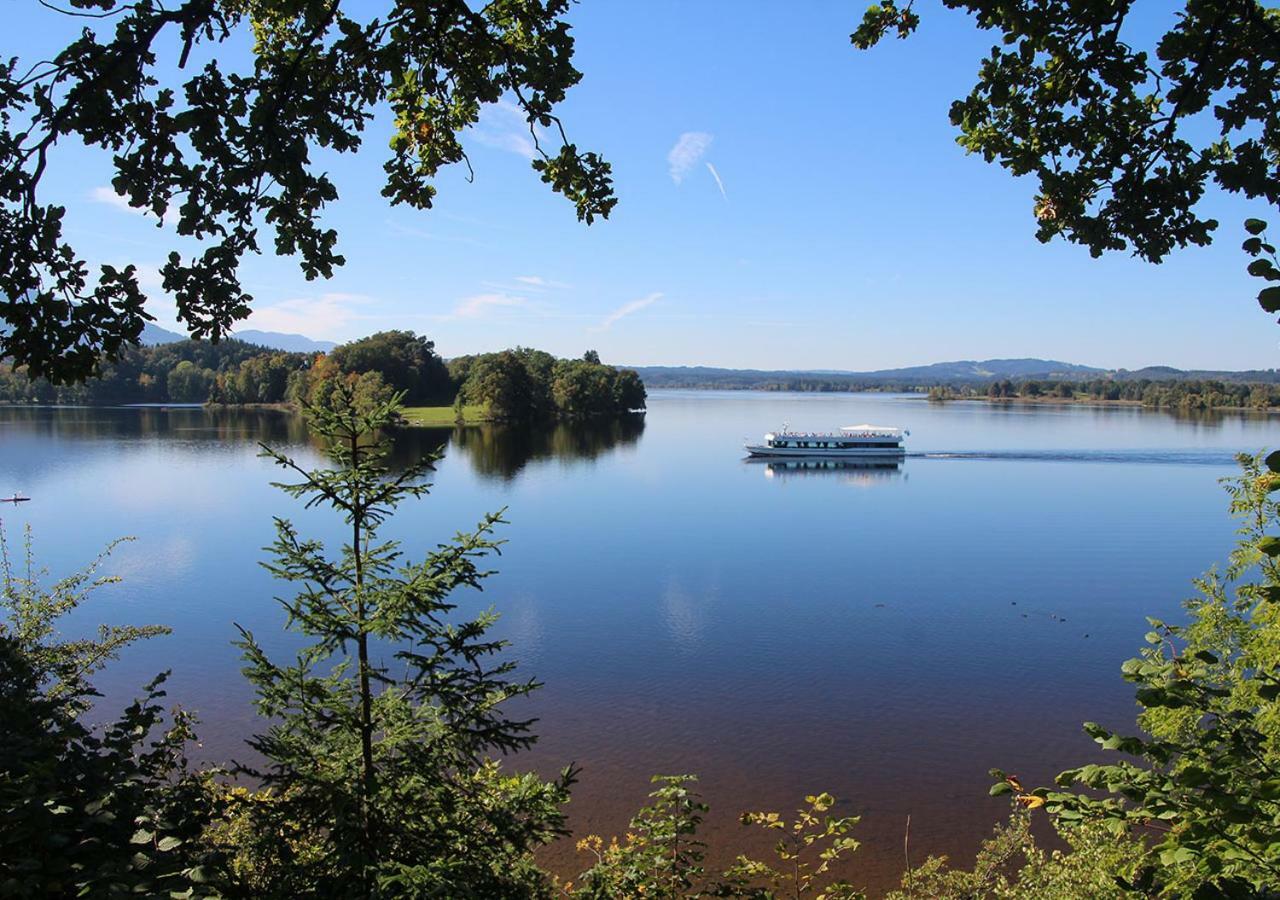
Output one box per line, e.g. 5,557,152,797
745,454,906,486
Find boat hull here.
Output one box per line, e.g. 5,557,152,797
744,444,905,458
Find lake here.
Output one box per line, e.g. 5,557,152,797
1,390,1274,894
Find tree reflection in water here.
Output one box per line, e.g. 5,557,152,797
0,405,311,448
0,406,645,484
442,415,646,481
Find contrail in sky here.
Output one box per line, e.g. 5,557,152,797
706,162,727,199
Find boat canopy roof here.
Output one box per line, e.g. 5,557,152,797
840,424,904,435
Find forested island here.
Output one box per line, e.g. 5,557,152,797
0,330,646,422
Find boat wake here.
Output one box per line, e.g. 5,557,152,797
908,450,1239,466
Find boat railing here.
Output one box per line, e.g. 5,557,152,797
773,431,901,439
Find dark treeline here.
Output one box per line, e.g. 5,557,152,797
634,368,1280,411
0,331,645,419
0,339,310,405
937,378,1280,410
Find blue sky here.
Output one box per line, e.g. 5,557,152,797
10,0,1277,370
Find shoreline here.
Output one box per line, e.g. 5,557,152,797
7,392,1277,416
934,395,1280,413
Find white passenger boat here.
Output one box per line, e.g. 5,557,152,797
744,424,907,458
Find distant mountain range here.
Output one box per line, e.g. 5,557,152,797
630,358,1280,388
233,330,337,352
140,323,336,353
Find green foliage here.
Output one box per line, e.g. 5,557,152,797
1003,453,1280,897
210,351,309,405
328,330,452,405
886,810,1030,900
1,332,653,423
0,526,226,897
455,347,647,421
1243,219,1280,325
850,2,920,50
884,811,1144,900
459,349,538,421
236,381,572,897
552,358,646,417
572,779,863,900
168,359,217,403
0,528,166,703
1,1,614,383
573,775,710,899
853,1,1280,264
304,364,397,419
988,379,1015,399
720,792,863,900
972,377,1280,410
0,339,309,406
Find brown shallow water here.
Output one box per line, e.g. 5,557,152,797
521,670,1115,894
2,393,1274,895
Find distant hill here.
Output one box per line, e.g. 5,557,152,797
1115,366,1280,383
140,322,185,345
231,330,336,352
138,323,335,353
848,358,1105,381
631,358,1280,389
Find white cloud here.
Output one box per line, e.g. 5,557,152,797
247,293,372,338
706,162,727,199
90,186,137,214
668,132,713,184
90,186,168,225
503,275,570,292
594,292,661,331
471,100,545,159
453,292,527,319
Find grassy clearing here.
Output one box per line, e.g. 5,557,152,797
400,404,489,427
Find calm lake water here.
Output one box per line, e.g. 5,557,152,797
2,390,1276,893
